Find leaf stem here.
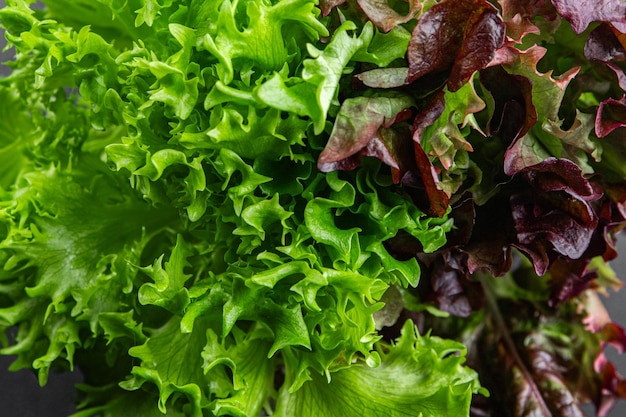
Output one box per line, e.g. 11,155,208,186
481,276,553,417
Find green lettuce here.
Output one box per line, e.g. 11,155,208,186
0,0,479,416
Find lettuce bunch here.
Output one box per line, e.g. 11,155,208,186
1,0,626,416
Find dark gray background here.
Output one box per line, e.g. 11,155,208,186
0,1,84,411
1,2,626,416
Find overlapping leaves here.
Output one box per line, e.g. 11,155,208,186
2,0,626,416
317,0,626,415
0,1,478,417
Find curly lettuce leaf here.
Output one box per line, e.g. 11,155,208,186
274,320,484,417
71,386,188,417
204,327,276,417
121,317,209,417
197,0,328,83
0,87,32,190
256,20,374,134
0,156,176,384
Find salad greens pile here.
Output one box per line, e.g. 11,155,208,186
1,0,626,415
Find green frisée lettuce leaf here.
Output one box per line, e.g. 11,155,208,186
255,20,373,134
0,156,176,386
273,320,485,417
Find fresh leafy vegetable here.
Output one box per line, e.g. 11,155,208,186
1,0,626,416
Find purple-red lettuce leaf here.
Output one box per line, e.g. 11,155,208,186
412,90,447,143
442,192,477,249
484,166,626,308
584,23,626,64
403,90,450,217
357,0,422,33
319,0,347,16
317,93,415,172
503,130,553,176
415,250,484,317
406,0,505,92
546,257,597,306
401,147,450,218
580,291,626,416
594,352,626,417
463,194,517,276
490,43,583,175
479,65,537,143
584,23,626,92
468,275,625,417
496,0,557,21
518,158,600,204
552,0,626,34
510,158,602,275
548,182,626,305
502,13,541,43
489,44,579,122
456,158,603,277
407,79,485,211
596,96,626,138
